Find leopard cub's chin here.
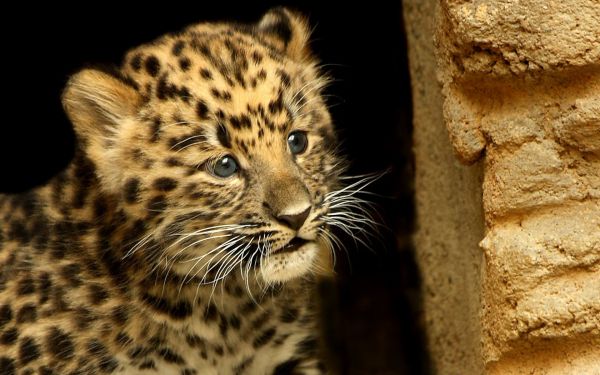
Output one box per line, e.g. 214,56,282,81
260,242,319,283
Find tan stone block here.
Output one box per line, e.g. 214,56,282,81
553,97,600,153
442,0,600,76
487,338,600,375
480,202,600,361
483,140,594,220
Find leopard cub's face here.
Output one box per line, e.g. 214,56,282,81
63,8,341,285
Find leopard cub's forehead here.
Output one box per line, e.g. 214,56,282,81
120,24,313,123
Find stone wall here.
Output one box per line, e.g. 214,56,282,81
404,0,600,374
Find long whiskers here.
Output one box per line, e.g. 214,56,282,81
319,172,387,260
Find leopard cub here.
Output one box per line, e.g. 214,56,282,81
0,7,349,375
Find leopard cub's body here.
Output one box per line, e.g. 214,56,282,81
0,8,342,374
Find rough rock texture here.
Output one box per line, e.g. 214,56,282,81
404,1,485,374
404,0,600,373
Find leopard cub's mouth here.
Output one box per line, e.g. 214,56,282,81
274,237,311,254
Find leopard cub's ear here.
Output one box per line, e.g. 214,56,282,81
62,68,142,193
62,68,142,144
256,7,313,62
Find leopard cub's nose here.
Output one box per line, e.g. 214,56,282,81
276,206,311,231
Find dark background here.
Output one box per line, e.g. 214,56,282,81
0,3,427,374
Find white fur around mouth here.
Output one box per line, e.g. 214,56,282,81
260,241,318,283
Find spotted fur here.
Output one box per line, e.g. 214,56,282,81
0,8,341,375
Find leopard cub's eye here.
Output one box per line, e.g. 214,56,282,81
287,131,308,155
211,155,238,178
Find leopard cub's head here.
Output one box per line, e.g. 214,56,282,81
62,8,343,286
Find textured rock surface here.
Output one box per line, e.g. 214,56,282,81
404,0,600,373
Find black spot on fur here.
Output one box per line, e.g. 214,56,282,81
115,332,133,349
17,277,35,295
8,220,28,243
99,356,119,373
0,327,18,345
38,273,52,304
185,334,204,348
178,85,192,103
209,88,221,100
165,157,184,167
240,300,258,314
196,100,210,120
153,177,178,192
200,68,213,80
172,40,185,56
210,88,232,102
272,358,301,375
130,54,143,72
93,196,109,219
46,327,75,361
139,359,156,370
276,69,291,87
124,178,141,204
268,95,284,114
0,357,15,375
127,346,149,359
181,369,197,375
12,193,37,216
215,109,226,120
317,126,335,150
50,286,69,312
261,8,293,46
252,327,276,348
150,116,162,143
72,155,95,208
229,315,241,329
141,293,192,320
0,305,12,329
75,306,97,330
16,303,37,324
204,303,218,322
157,348,185,365
219,315,229,337
257,69,267,81
264,120,276,133
279,306,299,323
18,337,40,365
145,55,161,77
86,339,108,357
89,284,109,305
251,51,263,64
234,356,254,374
61,263,82,287
251,311,270,330
229,115,251,130
238,139,249,154
217,124,232,148
111,306,129,326
156,75,174,100
148,335,164,348
296,336,318,355
147,195,167,216
179,57,191,71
